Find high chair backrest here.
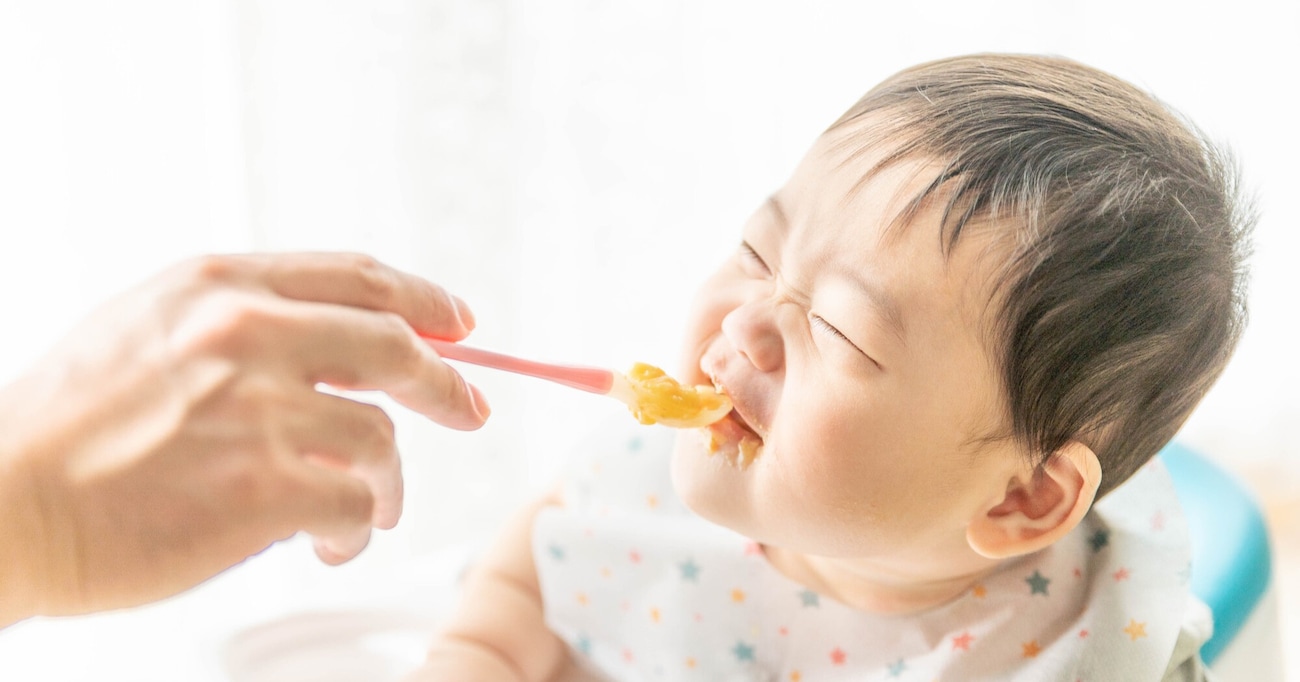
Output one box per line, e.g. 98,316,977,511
1159,442,1283,679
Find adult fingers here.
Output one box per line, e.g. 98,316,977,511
283,300,490,430
289,390,404,530
279,460,376,565
213,252,477,341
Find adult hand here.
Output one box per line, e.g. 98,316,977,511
0,253,488,626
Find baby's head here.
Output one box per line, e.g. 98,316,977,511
670,54,1250,589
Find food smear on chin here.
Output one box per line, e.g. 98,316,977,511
737,437,760,467
625,362,732,428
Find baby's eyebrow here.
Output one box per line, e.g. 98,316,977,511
769,195,907,344
766,195,791,233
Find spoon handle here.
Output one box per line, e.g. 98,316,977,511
422,337,615,395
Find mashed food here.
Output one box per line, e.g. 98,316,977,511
706,414,763,468
624,363,732,428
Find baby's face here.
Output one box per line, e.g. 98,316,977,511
672,125,1028,565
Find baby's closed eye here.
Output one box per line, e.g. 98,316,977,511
810,313,880,368
738,241,772,277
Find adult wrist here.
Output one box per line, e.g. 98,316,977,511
0,453,44,627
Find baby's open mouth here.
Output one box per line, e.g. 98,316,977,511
703,393,765,468
726,407,761,440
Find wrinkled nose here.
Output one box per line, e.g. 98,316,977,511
720,299,785,373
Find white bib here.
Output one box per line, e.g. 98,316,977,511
534,421,1192,681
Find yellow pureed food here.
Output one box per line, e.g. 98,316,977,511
623,362,732,428
708,428,762,468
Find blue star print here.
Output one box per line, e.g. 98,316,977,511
732,641,756,662
679,559,701,582
575,634,591,655
1026,570,1050,596
548,544,565,561
627,436,643,452
1089,529,1110,552
887,658,906,676
798,589,820,607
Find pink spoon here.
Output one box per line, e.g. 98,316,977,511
421,337,732,428
423,337,617,395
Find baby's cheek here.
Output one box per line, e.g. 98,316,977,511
786,413,916,496
769,433,872,511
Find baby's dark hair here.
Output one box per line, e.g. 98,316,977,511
830,54,1252,498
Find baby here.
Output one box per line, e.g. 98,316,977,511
410,54,1250,681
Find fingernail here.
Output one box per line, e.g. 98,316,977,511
467,381,491,421
323,530,370,564
314,537,350,566
452,295,476,332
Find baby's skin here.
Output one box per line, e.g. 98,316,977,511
405,117,1101,681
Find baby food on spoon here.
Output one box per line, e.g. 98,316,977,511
615,363,733,428
614,363,761,468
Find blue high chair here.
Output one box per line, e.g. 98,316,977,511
1160,442,1285,680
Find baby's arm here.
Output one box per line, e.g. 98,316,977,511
406,489,567,682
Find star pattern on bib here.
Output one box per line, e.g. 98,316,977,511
541,427,1187,679
1124,619,1148,641
1026,570,1051,596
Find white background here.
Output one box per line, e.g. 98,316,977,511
1,0,1295,679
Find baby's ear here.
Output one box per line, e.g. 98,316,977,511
966,441,1102,559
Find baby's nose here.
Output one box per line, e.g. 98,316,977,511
720,300,784,373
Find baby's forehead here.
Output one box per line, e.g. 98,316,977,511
782,132,1017,337
795,127,1012,261
800,127,944,226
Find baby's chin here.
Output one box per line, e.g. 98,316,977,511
669,426,765,534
